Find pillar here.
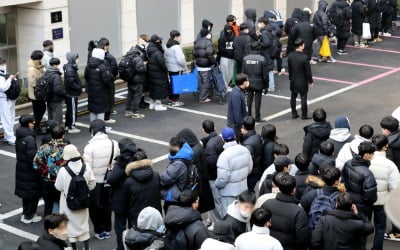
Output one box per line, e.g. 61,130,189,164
230,0,244,24
275,0,287,20
180,0,195,46
120,0,138,53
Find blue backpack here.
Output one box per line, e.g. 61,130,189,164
308,189,339,229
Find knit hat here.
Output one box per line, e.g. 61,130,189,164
334,116,350,129
200,28,210,38
63,144,81,161
91,48,105,60
221,127,235,141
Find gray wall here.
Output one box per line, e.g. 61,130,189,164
243,0,275,20
136,0,179,45
68,0,121,65
287,0,315,19
194,0,230,38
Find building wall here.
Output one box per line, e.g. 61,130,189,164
243,0,275,21
194,0,231,38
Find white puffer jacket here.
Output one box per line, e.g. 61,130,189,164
164,42,186,72
336,135,369,170
370,151,400,205
83,133,120,183
215,141,253,197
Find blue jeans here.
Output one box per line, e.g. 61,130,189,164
372,205,386,250
268,71,275,89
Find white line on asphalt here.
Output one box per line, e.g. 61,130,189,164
0,223,39,241
152,153,169,163
0,149,16,158
265,93,300,101
0,201,44,221
75,122,169,146
167,106,227,119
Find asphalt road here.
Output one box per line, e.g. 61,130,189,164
1,30,400,249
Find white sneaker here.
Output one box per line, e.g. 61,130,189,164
21,215,32,224
149,102,155,110
154,104,167,111
125,111,134,117
31,215,42,223
67,127,81,134
278,68,286,75
105,126,112,131
383,32,392,37
104,119,116,124
354,42,360,47
169,101,184,107
327,57,337,63
359,43,368,48
21,215,42,224
309,60,318,65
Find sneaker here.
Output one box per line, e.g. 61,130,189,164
359,43,368,48
125,111,134,117
368,39,376,44
278,68,286,76
378,32,383,36
385,233,400,241
383,32,392,37
309,60,318,65
103,231,111,239
199,98,211,103
31,215,42,223
336,50,348,55
67,127,81,134
375,37,383,42
111,110,118,115
20,215,42,224
132,112,145,119
94,233,105,240
169,101,184,107
149,102,155,110
327,57,337,63
154,104,167,111
105,126,112,131
7,141,15,146
104,119,116,124
268,88,275,92
354,42,360,47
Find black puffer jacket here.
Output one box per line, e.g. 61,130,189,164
295,170,311,200
193,37,216,68
233,32,251,64
105,52,118,77
351,0,366,35
63,52,82,97
125,227,164,250
164,206,208,250
37,232,68,250
329,0,352,39
195,19,214,42
218,24,235,60
309,153,336,175
258,26,274,71
147,41,169,100
242,49,269,91
107,139,137,215
285,8,303,35
123,159,162,226
303,121,332,160
366,0,381,30
201,132,224,181
84,57,115,113
241,130,264,176
341,156,377,213
15,126,41,199
177,129,215,213
244,8,257,32
263,139,275,169
126,47,147,85
311,210,374,250
288,15,318,57
46,67,65,103
262,193,311,250
313,0,330,36
387,130,400,170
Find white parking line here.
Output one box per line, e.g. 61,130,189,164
0,149,16,158
152,153,169,163
0,223,39,241
266,93,300,101
167,106,227,119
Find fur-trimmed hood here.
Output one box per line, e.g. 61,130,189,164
125,159,153,176
306,175,346,192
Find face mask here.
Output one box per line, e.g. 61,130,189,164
206,34,212,39
232,21,236,25
48,47,54,53
55,232,68,241
0,65,6,73
240,210,251,218
169,149,178,156
257,23,263,29
75,58,79,64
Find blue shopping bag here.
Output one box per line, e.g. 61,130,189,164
211,65,226,94
171,68,199,94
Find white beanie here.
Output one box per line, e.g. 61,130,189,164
91,48,105,60
63,144,81,161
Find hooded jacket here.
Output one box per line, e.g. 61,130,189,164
177,129,214,213
125,207,165,250
329,0,352,39
366,0,381,30
193,36,215,68
125,47,147,84
241,130,264,176
233,31,251,65
311,210,374,250
196,19,213,42
164,205,208,250
351,0,366,35
63,52,82,97
342,155,377,212
160,143,193,202
124,159,162,226
223,200,249,239
328,128,354,158
42,50,55,69
201,131,224,180
308,153,336,175
147,41,169,100
15,126,41,199
244,8,257,32
285,8,303,36
45,67,65,103
303,121,332,160
218,25,235,60
242,46,269,91
262,193,311,250
288,14,318,57
313,0,330,36
258,26,274,70
215,141,253,197
27,59,44,100
165,39,187,72
84,56,115,113
336,135,369,170
387,130,400,169
235,225,283,250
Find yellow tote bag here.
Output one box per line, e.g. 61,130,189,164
319,36,331,57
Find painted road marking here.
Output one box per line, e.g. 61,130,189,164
357,68,400,86
347,45,400,54
0,223,39,241
335,60,396,70
281,72,357,85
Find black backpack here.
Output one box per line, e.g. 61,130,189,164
64,164,90,211
0,73,21,100
118,55,135,82
186,162,201,192
34,74,50,101
270,30,282,59
329,6,345,27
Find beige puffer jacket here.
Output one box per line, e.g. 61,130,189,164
27,59,44,100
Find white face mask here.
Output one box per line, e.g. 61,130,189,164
55,232,68,241
240,210,251,218
206,34,212,40
0,65,7,73
257,23,263,29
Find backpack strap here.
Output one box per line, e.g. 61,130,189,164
109,139,114,165
65,165,76,177
316,188,323,197
78,164,86,176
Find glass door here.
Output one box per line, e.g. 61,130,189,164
0,13,18,74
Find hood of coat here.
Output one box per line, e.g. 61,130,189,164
166,39,180,49
388,131,400,149
226,200,248,223
46,66,61,76
16,126,35,140
66,52,78,64
28,59,44,70
222,24,235,40
326,209,359,220
41,231,69,248
202,19,213,31
177,129,201,148
351,154,371,167
304,122,332,139
291,8,303,19
168,142,193,161
147,41,164,56
312,153,335,167
318,0,329,11
245,8,257,21
127,46,142,57
87,56,103,68
164,205,202,230
336,0,350,9
329,128,352,142
125,159,154,182
137,206,164,231
349,134,369,152
43,50,54,58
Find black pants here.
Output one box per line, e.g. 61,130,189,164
337,37,348,51
236,60,243,74
246,89,262,121
273,56,282,72
126,84,143,113
372,205,386,250
22,198,39,219
247,173,261,192
31,100,46,130
382,10,394,32
114,213,130,250
169,71,182,101
291,91,308,117
227,122,242,142
89,186,112,234
105,85,115,120
65,96,78,129
359,206,373,250
43,181,60,216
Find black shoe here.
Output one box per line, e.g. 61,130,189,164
139,102,150,109
256,118,266,123
302,116,312,120
292,114,299,119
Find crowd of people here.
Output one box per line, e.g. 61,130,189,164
0,0,397,250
